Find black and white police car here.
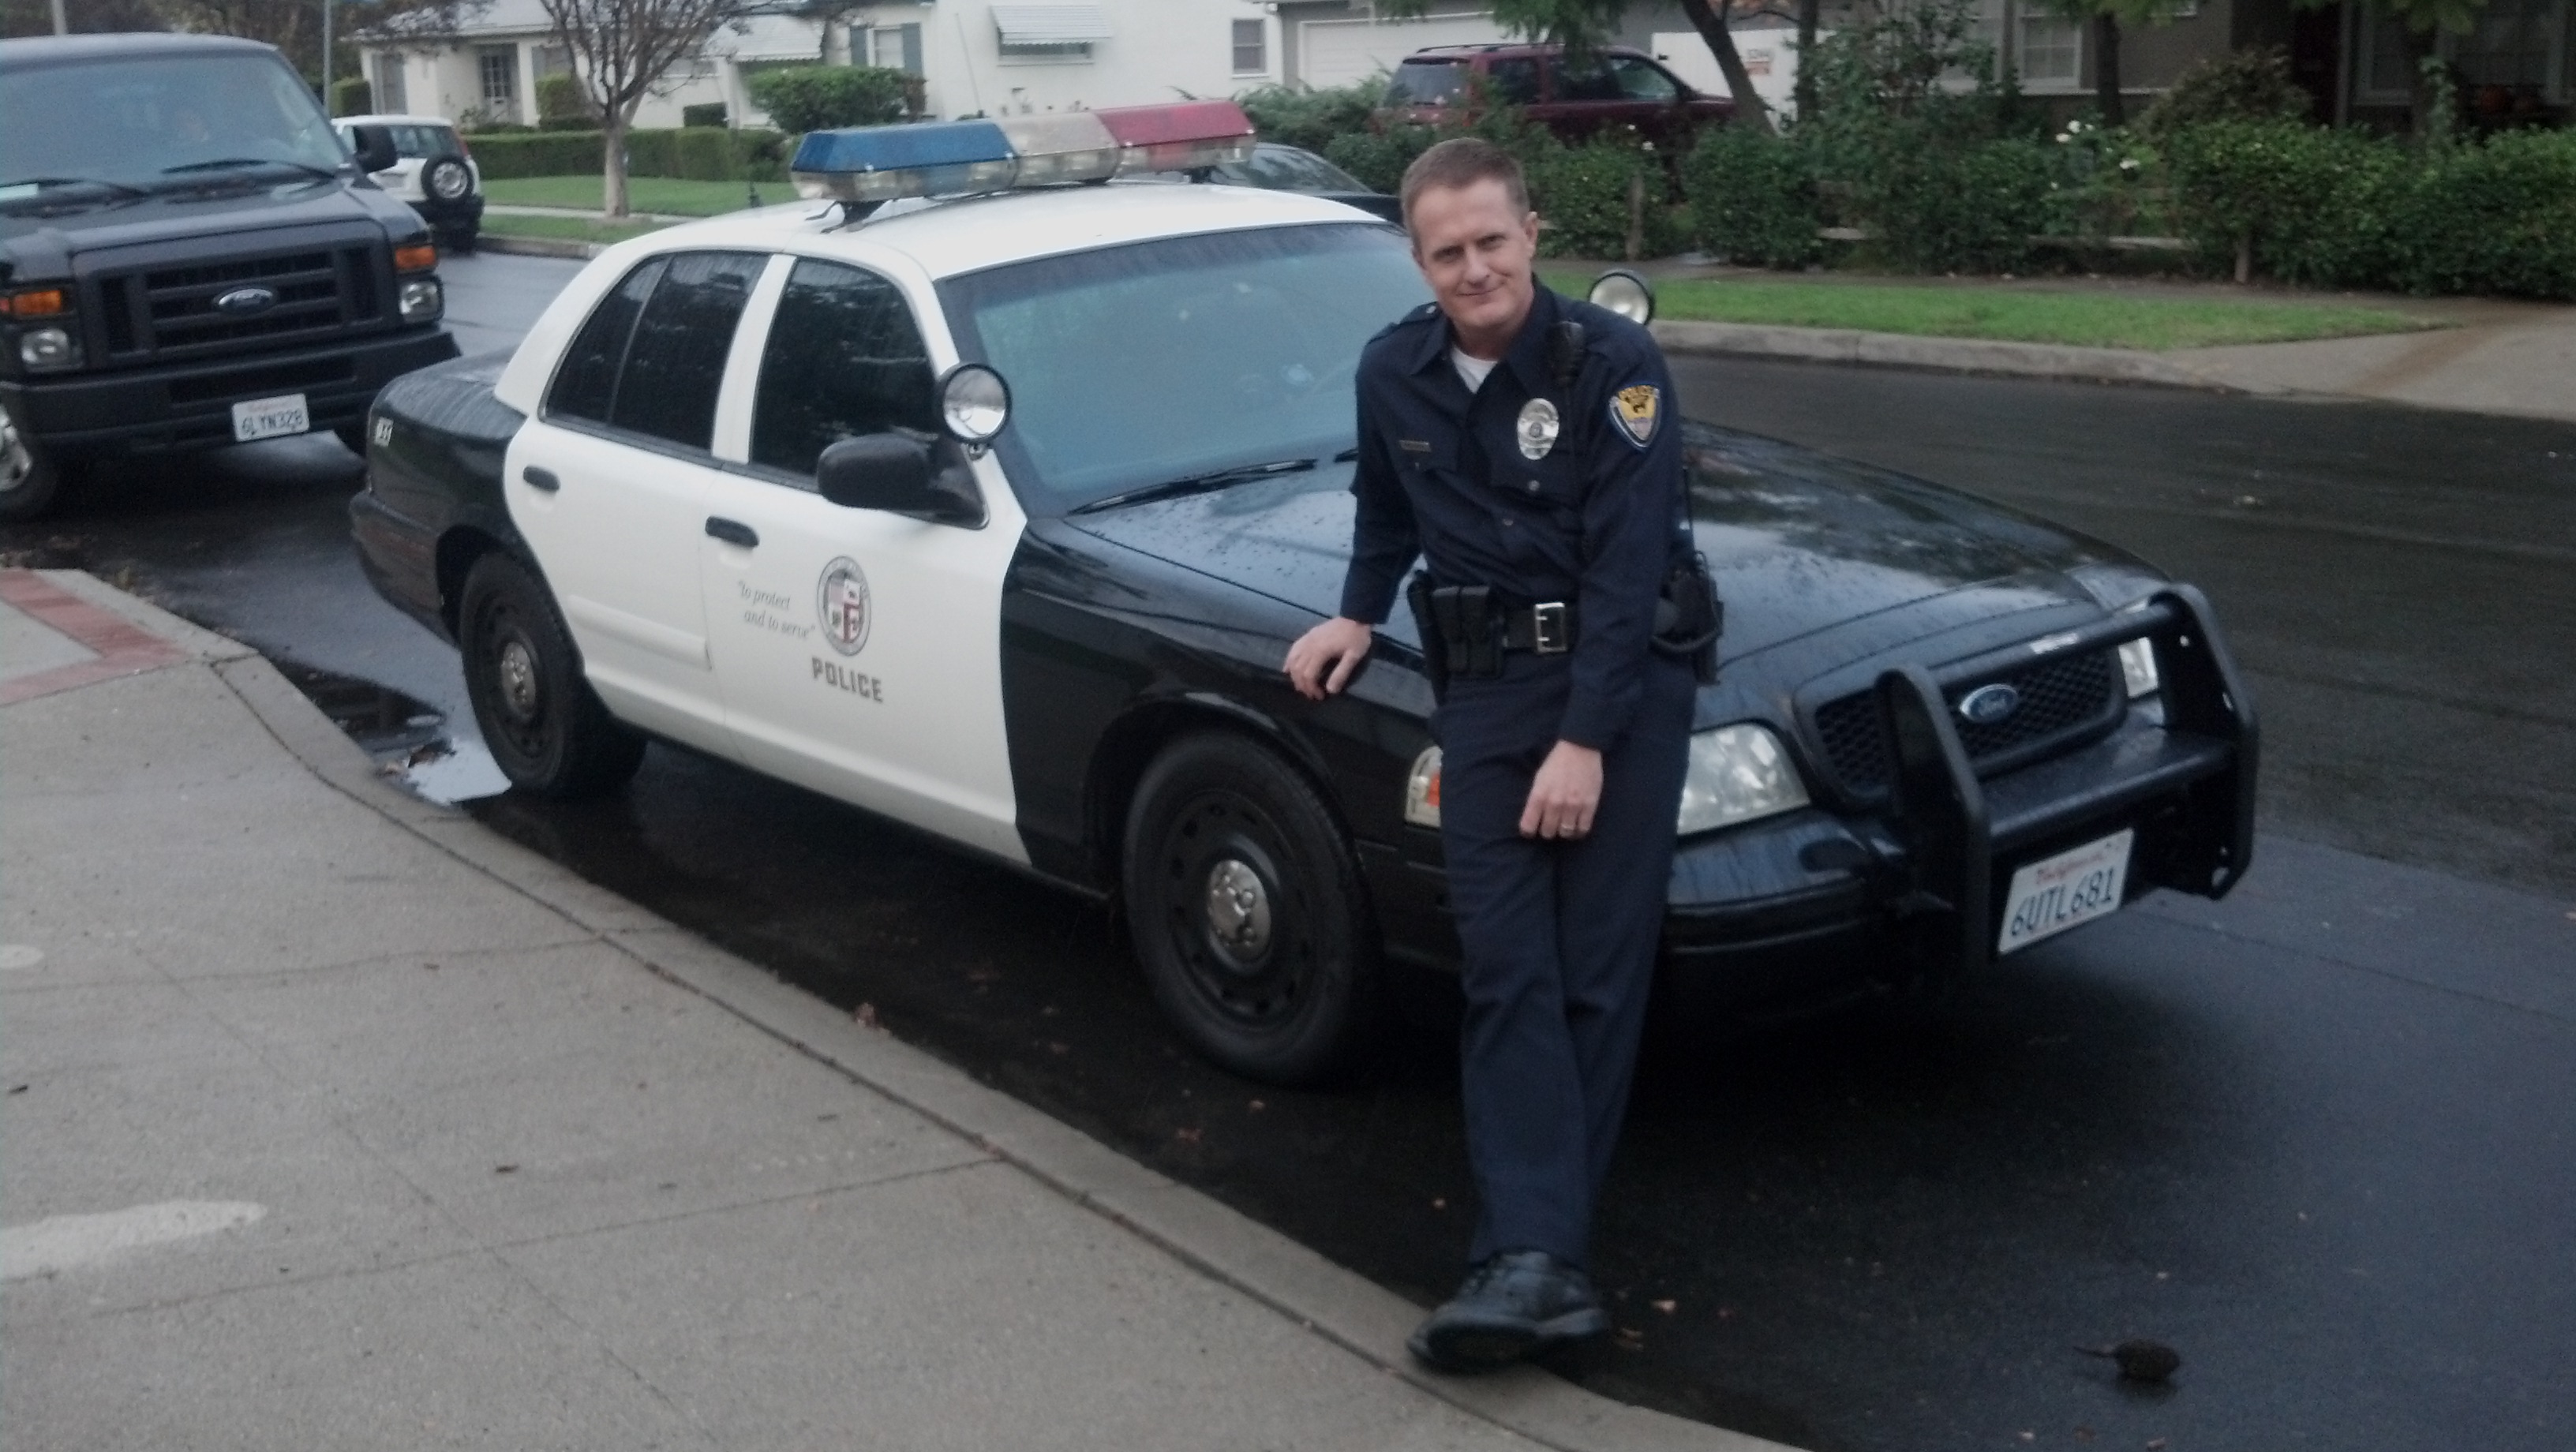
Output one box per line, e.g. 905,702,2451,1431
351,103,2257,1085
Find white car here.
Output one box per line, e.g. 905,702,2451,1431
335,112,483,251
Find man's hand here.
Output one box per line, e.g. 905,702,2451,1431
1520,740,1603,840
1286,617,1375,701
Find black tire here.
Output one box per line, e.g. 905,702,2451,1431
421,158,474,205
458,551,645,799
436,223,477,255
0,400,68,522
1123,732,1381,1086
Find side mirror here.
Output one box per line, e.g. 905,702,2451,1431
348,124,399,175
816,433,987,528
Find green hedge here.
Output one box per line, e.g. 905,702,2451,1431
466,128,790,183
745,65,913,133
682,102,728,129
1683,125,1820,268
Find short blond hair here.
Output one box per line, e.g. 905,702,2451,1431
1398,137,1531,234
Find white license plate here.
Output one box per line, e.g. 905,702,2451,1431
1997,829,2134,955
230,393,309,443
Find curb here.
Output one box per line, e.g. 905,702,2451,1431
1649,318,2293,395
75,572,1803,1452
473,233,607,260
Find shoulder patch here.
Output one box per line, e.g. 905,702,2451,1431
1609,384,1661,449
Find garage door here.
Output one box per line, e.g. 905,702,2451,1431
1299,13,1511,88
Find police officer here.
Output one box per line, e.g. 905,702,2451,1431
1285,138,1698,1374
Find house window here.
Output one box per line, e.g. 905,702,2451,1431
994,3,1110,63
531,44,569,81
871,23,924,75
2016,13,2082,88
372,53,407,115
477,45,518,115
1233,18,1266,75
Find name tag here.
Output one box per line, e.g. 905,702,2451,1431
1398,439,1432,454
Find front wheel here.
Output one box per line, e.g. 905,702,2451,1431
0,401,69,522
1123,732,1381,1086
458,551,645,799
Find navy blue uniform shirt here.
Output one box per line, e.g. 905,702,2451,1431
1339,284,1689,750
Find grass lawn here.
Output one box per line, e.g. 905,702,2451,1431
480,175,775,216
1542,272,2438,351
479,212,672,245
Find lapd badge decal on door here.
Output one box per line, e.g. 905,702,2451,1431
1610,384,1661,448
816,557,872,656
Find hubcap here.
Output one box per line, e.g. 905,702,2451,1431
496,638,540,719
1,415,31,494
1201,858,1274,966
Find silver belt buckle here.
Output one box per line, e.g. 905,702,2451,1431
1532,601,1569,654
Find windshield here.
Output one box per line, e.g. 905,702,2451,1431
0,52,348,192
938,223,1432,516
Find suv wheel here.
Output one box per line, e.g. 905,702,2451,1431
423,157,474,203
459,551,646,799
1123,732,1381,1085
0,401,67,522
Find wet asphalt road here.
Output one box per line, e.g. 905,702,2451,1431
7,253,2571,1452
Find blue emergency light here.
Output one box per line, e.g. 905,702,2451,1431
792,102,1257,205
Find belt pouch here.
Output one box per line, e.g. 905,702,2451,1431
1404,573,1450,702
1458,586,1501,679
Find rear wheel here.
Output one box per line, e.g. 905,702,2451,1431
0,400,68,522
458,551,645,799
1123,732,1380,1086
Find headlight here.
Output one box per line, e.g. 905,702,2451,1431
399,278,443,323
2117,638,2159,698
19,326,79,370
1676,724,1809,835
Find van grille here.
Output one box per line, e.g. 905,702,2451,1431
89,244,384,361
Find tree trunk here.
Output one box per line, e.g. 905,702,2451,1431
1793,0,1820,120
603,114,631,219
1677,0,1774,134
2403,26,2448,140
2092,13,2123,126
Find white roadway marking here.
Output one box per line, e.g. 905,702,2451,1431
0,944,43,971
2,1201,266,1281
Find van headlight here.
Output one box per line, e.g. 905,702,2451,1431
2117,638,2159,698
1676,724,1809,835
398,278,443,323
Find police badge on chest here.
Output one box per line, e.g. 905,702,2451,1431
1516,398,1559,461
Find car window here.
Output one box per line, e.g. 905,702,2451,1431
938,223,1429,514
543,251,764,450
1385,61,1466,106
1235,146,1363,192
545,256,664,425
1484,58,1542,106
335,123,457,160
750,258,938,478
1552,58,1623,103
1609,57,1680,103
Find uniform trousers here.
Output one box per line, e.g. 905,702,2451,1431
1434,647,1697,1268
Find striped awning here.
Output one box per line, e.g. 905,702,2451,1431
991,3,1114,44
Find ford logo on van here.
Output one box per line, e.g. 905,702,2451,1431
213,286,278,316
1957,683,2021,726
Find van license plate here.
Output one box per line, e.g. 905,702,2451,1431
1997,829,2134,955
230,394,310,443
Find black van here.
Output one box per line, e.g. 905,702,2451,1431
0,33,459,520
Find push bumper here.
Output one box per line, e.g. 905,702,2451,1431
2,326,459,458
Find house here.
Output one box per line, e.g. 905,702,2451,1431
354,0,1294,130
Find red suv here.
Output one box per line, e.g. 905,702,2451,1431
1381,43,1733,147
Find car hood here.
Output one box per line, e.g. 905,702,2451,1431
1061,421,2148,664
1,178,402,264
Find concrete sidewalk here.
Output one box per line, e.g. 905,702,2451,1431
0,567,1790,1452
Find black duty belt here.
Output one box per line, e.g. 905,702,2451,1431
1406,579,1582,700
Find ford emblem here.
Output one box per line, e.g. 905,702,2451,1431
213,286,278,316
1958,683,2021,726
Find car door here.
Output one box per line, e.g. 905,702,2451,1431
505,249,766,754
689,253,1028,863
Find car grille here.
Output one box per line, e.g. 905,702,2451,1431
1808,646,2125,798
91,245,384,362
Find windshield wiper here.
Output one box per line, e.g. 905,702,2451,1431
0,175,151,198
159,158,340,180
1069,457,1317,516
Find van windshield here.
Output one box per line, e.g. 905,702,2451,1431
0,51,347,193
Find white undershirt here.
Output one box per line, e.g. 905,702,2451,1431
1451,346,1499,395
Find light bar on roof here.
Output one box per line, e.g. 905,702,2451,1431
791,102,1256,204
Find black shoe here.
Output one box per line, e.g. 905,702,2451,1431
1406,1250,1608,1373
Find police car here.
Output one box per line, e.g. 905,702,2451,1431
350,103,2257,1086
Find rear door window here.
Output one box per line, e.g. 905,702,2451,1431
1485,58,1542,105
543,250,766,452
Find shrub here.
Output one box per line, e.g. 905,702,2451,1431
536,73,590,129
2162,120,2378,283
2138,47,2311,141
1236,78,1387,155
1683,124,1819,268
331,77,370,118
682,102,728,129
460,131,605,178
1323,125,1436,195
1870,137,2053,272
2390,127,2576,299
746,65,913,133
